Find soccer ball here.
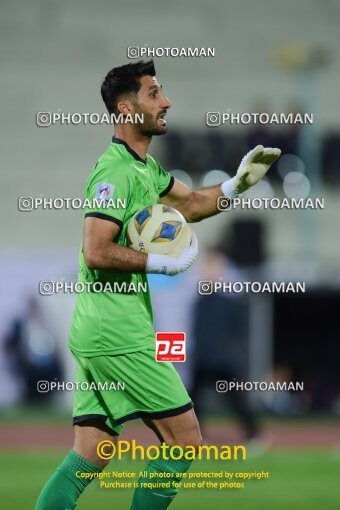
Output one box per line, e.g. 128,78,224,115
127,204,192,258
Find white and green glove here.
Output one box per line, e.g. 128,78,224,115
146,232,198,276
221,145,281,199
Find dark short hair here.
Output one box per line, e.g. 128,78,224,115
101,60,156,114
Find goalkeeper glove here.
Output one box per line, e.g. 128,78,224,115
221,145,281,199
146,232,198,276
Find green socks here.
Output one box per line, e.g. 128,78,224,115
35,450,102,510
35,447,193,509
130,447,193,510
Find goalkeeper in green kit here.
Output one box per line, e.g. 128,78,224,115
35,59,280,509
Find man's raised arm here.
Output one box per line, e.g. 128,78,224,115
161,145,281,222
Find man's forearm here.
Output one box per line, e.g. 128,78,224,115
177,185,226,223
85,241,148,272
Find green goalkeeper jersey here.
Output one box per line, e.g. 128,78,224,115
68,137,174,357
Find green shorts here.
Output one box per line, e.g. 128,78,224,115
71,348,192,435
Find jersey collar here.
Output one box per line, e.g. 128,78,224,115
112,137,147,165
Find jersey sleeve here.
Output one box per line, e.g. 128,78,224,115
84,164,132,230
157,161,175,197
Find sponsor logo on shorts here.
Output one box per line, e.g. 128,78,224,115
155,332,186,362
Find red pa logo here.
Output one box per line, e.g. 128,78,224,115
155,332,186,362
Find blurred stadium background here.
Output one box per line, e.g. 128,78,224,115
1,0,340,508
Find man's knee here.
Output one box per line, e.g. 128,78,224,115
162,419,203,449
73,421,117,468
167,428,202,449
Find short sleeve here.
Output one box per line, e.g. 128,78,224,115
84,165,132,230
157,162,175,197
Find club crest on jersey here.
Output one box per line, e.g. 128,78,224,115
96,183,115,203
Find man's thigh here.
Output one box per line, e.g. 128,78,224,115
144,408,202,447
